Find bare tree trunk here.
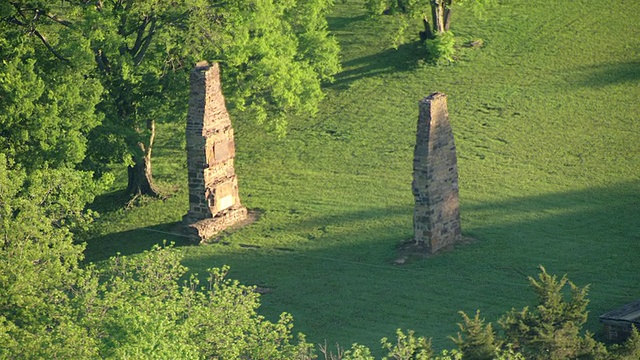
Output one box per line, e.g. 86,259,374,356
430,0,451,34
430,0,440,33
443,0,452,31
126,119,160,196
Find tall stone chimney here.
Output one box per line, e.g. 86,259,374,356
412,92,461,253
183,61,247,241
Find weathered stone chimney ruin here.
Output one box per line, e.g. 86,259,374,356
183,61,247,241
412,92,461,254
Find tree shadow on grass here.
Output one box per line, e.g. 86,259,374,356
177,181,640,351
327,14,369,31
81,180,640,352
578,61,640,87
82,221,195,263
87,189,131,215
330,41,425,89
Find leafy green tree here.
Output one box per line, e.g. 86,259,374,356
84,250,313,359
1,1,104,350
79,0,341,196
0,2,107,247
0,155,99,358
342,343,377,360
0,1,106,341
3,0,340,197
0,151,312,357
0,1,103,171
381,328,433,359
0,199,315,360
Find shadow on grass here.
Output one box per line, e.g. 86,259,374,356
327,14,369,31
82,221,195,263
82,180,640,351
180,181,639,350
261,205,411,241
462,181,640,265
88,184,185,218
331,41,424,89
88,189,131,215
579,61,640,87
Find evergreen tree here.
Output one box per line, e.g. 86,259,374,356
498,266,607,360
453,310,499,360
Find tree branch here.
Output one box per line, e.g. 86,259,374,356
130,16,151,56
133,17,156,66
9,1,29,24
32,28,71,63
6,16,27,27
6,3,73,63
116,1,132,37
146,118,155,158
45,13,74,28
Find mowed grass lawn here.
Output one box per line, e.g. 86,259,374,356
84,0,640,353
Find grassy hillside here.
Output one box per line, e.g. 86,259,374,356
84,0,640,353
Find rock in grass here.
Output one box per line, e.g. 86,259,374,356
464,39,484,48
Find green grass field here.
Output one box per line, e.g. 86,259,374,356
83,0,640,353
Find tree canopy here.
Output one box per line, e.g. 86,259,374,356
2,0,341,196
79,0,341,195
0,1,102,171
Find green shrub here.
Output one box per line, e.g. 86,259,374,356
381,328,433,359
343,343,376,360
425,31,456,64
452,311,498,360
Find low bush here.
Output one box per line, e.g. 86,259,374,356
425,31,456,64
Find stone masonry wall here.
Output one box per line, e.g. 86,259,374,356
183,61,246,241
412,92,461,254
